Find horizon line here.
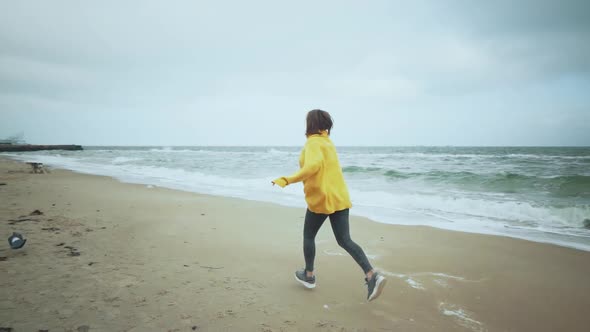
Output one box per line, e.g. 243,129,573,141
76,144,590,148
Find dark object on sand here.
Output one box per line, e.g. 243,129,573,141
0,144,83,152
0,327,13,332
8,232,26,249
27,162,49,174
76,325,90,332
65,245,80,256
0,183,6,186
584,219,590,229
30,209,43,216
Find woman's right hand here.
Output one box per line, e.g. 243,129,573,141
272,177,288,188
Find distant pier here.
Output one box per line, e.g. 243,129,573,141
0,144,83,152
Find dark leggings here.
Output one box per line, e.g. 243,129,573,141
303,208,373,274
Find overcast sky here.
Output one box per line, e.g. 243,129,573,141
1,0,589,146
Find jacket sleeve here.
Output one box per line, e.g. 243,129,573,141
284,141,323,185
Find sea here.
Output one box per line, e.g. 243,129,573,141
3,146,590,251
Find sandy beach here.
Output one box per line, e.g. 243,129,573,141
1,156,590,331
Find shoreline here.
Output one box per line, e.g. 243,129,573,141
2,157,590,331
3,153,589,253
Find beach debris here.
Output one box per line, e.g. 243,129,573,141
0,257,7,261
323,304,329,310
64,245,80,256
41,227,60,232
7,217,33,225
0,327,13,332
30,209,44,216
27,162,47,174
76,325,90,332
583,219,590,229
0,183,6,186
8,232,26,249
56,242,65,246
39,329,49,332
192,326,198,330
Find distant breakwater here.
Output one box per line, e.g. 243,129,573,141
0,145,83,152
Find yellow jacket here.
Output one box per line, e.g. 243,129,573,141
273,131,352,214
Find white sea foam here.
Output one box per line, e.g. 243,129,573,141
323,249,345,256
377,269,485,290
439,302,485,332
405,279,425,290
433,279,448,287
112,157,140,164
377,270,425,290
267,148,295,155
323,249,379,260
412,272,485,283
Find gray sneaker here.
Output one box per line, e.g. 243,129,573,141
365,272,386,301
295,269,316,289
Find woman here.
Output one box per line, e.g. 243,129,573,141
272,109,386,302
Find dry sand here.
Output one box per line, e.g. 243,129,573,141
1,157,590,331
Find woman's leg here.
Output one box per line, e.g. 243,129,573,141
303,209,328,274
329,209,373,274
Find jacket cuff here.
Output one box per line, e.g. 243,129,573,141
273,177,288,188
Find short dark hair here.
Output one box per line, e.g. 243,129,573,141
306,109,333,136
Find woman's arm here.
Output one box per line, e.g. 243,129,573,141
273,141,323,188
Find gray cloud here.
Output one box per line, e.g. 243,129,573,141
0,0,589,145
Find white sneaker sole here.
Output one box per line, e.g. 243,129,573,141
294,274,316,289
368,275,386,302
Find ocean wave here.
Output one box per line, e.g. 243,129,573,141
148,147,201,153
339,151,590,161
342,166,383,173
505,153,590,160
267,148,296,155
350,189,590,231
344,167,590,198
111,156,141,164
